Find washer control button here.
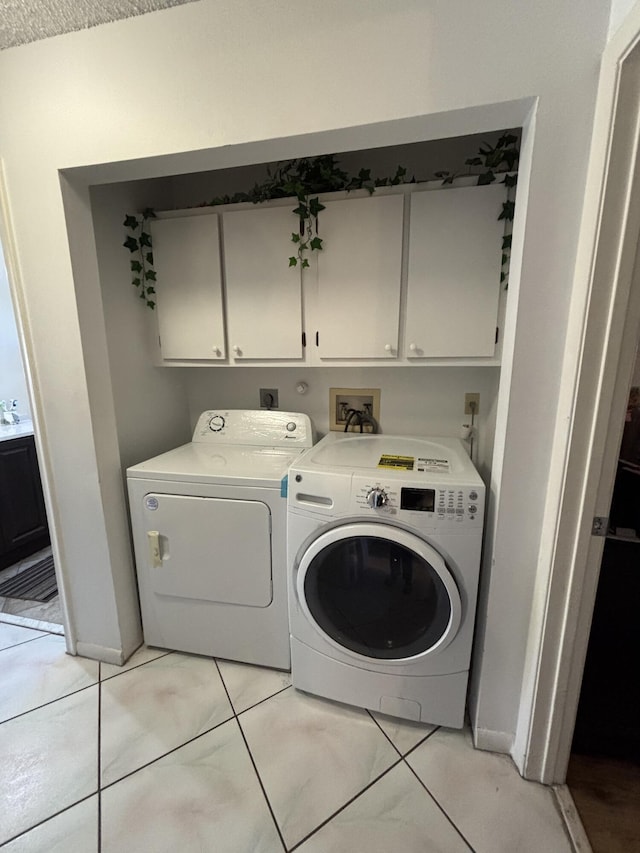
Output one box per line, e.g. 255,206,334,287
468,504,478,514
469,490,478,501
208,414,225,432
366,488,389,509
286,422,297,432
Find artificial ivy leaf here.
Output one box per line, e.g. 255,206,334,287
502,134,518,147
289,257,298,267
308,197,325,217
358,168,371,182
142,208,156,219
139,232,152,247
123,236,139,252
123,215,139,230
145,252,154,264
502,235,512,250
293,203,308,219
309,236,323,251
503,174,518,188
145,270,157,281
130,260,142,272
465,157,483,166
291,232,301,244
502,253,508,266
498,200,515,221
301,259,310,268
442,175,454,185
500,272,506,283
391,165,407,185
147,301,156,309
131,277,141,286
146,286,156,294
434,171,450,179
139,291,146,300
477,171,495,185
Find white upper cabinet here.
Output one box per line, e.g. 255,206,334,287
222,206,303,360
151,215,226,361
405,184,505,358
148,183,507,366
314,194,404,359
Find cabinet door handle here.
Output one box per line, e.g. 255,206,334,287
212,345,221,356
232,345,241,356
408,342,418,353
384,343,393,353
147,530,162,568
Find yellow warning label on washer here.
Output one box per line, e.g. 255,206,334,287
378,454,415,470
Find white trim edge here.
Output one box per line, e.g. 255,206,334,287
472,726,513,754
553,785,593,853
75,642,124,665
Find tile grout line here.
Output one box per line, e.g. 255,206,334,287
213,660,288,852
0,633,52,653
0,678,98,727
365,709,404,758
402,751,477,853
99,649,173,682
288,757,404,852
98,711,236,792
235,682,292,717
0,794,97,848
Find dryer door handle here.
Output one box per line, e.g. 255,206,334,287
147,530,163,568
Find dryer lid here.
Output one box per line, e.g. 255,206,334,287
126,442,303,486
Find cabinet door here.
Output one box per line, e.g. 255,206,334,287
405,185,505,358
151,215,226,361
0,436,49,568
223,206,303,360
315,195,403,359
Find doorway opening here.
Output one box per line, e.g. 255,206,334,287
0,218,63,634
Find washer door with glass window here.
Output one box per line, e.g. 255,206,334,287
296,523,461,661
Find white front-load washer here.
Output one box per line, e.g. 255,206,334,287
127,409,314,669
287,431,485,726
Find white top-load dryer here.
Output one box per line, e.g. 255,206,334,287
287,431,484,726
127,409,313,669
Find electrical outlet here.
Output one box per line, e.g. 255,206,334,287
330,387,381,432
464,393,480,415
259,388,279,409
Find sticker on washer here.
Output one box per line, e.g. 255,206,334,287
416,457,450,473
145,496,159,511
378,455,415,470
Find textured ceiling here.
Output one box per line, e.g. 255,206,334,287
0,0,199,50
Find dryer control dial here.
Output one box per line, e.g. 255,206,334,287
208,414,226,432
366,488,389,509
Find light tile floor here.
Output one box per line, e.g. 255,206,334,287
0,624,577,852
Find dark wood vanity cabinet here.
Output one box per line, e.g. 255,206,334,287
0,435,50,570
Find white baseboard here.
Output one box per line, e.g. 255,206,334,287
554,784,593,852
472,726,513,754
75,642,124,665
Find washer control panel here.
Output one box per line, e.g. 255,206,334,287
351,476,483,526
192,409,314,448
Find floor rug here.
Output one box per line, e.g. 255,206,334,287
0,556,57,602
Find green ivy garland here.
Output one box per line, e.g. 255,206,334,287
124,135,518,307
435,131,519,287
123,209,157,308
